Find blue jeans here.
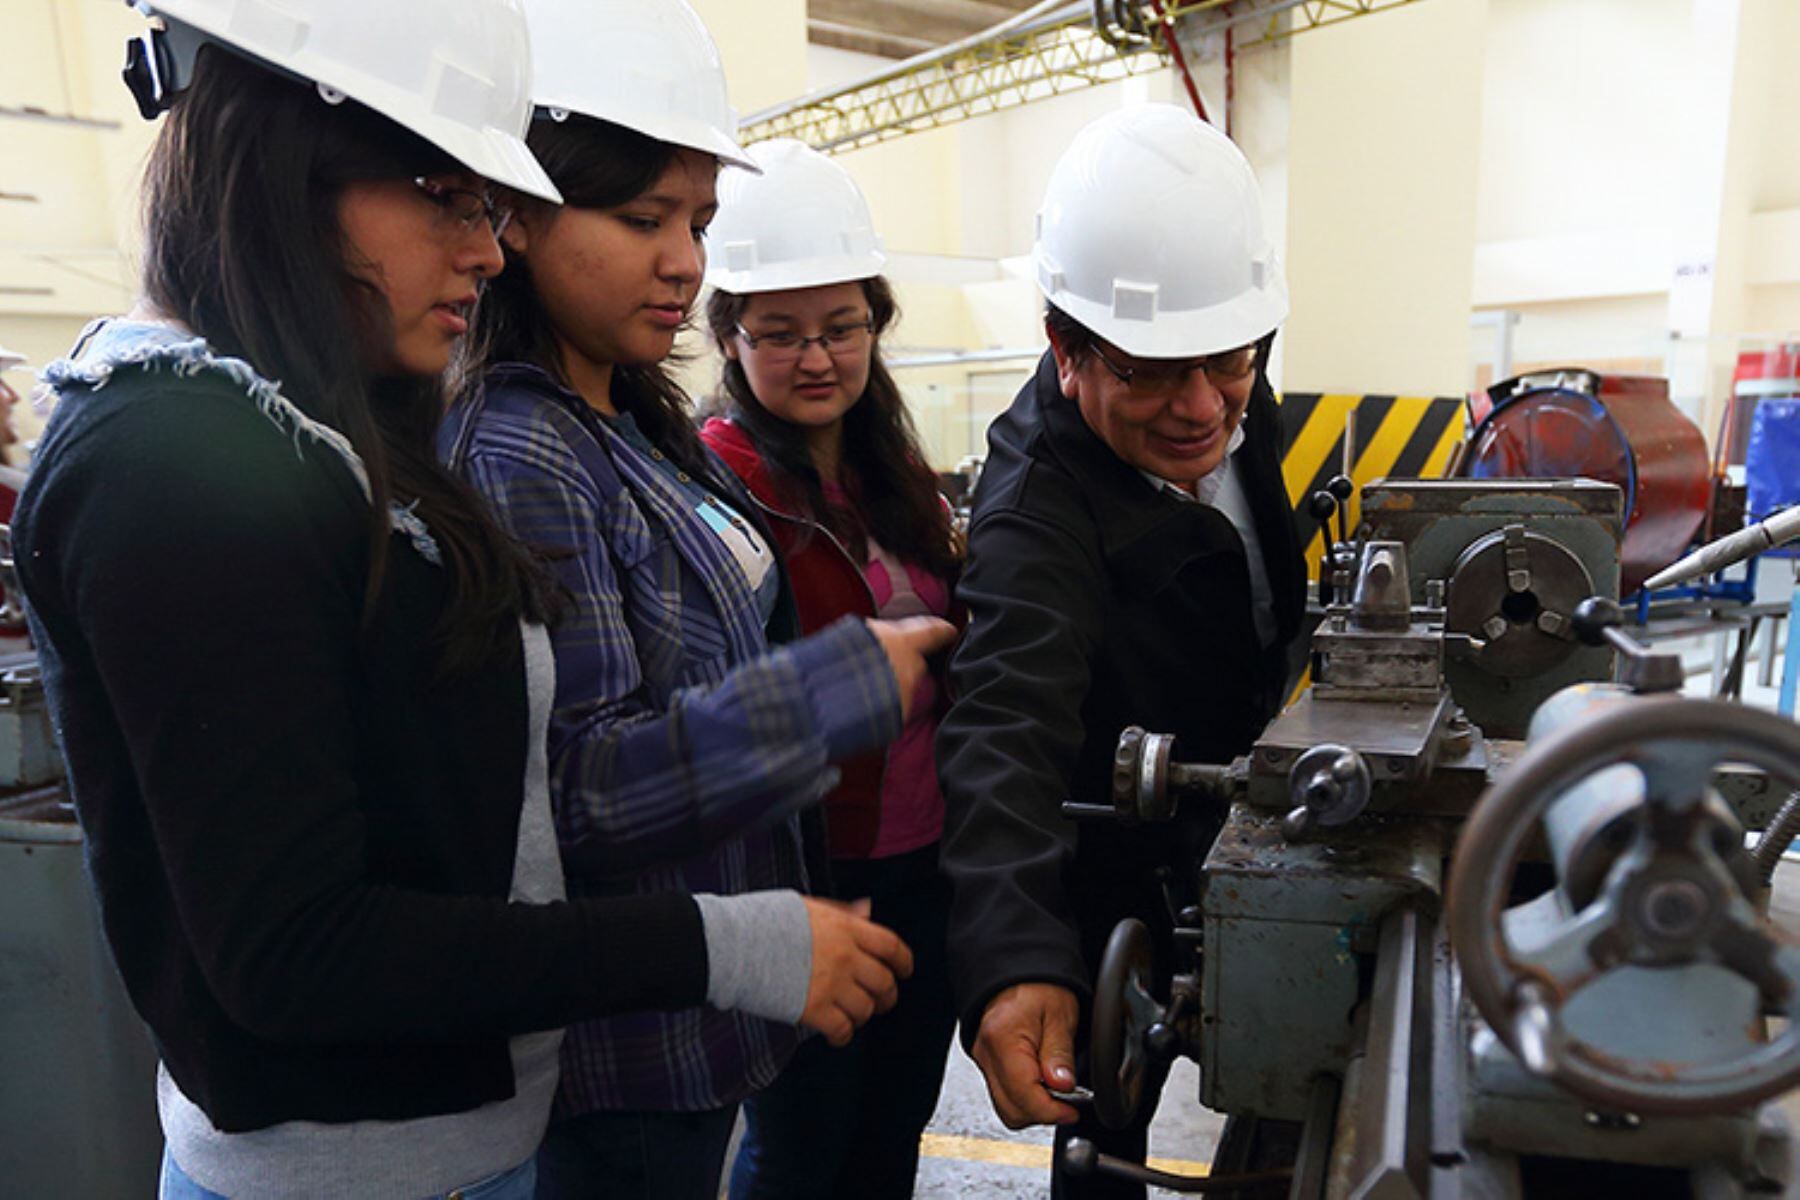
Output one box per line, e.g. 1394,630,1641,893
534,1105,738,1200
729,843,957,1200
160,1147,536,1199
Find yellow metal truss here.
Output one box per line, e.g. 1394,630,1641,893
741,0,1427,154
1162,0,1427,42
741,14,1158,154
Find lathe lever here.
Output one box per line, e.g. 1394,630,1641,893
1061,1139,1292,1194
1281,744,1372,842
1569,596,1683,693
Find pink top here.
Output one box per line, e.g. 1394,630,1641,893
826,482,952,857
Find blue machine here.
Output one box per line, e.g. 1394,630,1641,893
1747,398,1800,560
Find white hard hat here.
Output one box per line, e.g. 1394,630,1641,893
1034,103,1287,359
522,0,754,171
706,140,886,294
129,0,559,202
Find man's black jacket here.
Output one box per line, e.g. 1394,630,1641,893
937,348,1306,1038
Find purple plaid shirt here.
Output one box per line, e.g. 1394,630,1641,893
444,364,901,1115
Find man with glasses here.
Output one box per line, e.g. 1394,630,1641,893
937,104,1307,1197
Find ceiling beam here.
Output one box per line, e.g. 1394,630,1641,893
809,0,1039,54
808,19,940,59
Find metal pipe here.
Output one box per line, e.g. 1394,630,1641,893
1322,1006,1366,1200
1343,907,1431,1199
1758,613,1783,689
1643,505,1800,591
1224,24,1234,137
1093,0,1152,45
1755,791,1800,887
1148,0,1210,121
1061,1138,1292,1193
1289,1075,1341,1200
740,0,1083,130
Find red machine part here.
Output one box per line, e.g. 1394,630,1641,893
1720,343,1800,467
1462,370,1710,595
1734,343,1800,385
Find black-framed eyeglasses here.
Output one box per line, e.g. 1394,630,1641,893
736,318,875,360
413,176,515,237
1088,339,1258,397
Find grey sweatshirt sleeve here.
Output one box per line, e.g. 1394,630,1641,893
692,891,812,1025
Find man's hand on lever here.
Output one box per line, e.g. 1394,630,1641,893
971,982,1083,1128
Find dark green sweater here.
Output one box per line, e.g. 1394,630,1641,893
16,356,707,1132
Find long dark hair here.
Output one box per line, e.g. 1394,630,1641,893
705,278,959,578
457,113,712,479
141,46,554,674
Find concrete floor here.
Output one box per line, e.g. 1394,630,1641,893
911,1050,1220,1197
720,1043,1221,1197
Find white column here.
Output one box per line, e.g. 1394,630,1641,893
1664,0,1781,435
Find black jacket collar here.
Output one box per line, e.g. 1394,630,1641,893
994,344,1303,644
1025,349,1267,566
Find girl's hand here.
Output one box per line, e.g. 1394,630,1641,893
866,616,957,721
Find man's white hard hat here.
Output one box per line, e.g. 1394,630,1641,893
1034,103,1287,358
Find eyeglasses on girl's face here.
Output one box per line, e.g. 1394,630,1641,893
1088,339,1259,398
413,176,515,238
735,317,875,363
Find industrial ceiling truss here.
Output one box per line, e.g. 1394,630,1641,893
762,6,1165,154
761,0,1426,152
1158,0,1427,44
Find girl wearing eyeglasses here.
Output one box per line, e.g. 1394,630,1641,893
699,140,964,1200
444,3,950,1197
8,3,873,1198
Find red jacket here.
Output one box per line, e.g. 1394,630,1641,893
702,415,957,858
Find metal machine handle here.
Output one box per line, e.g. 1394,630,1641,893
1060,727,1241,825
1570,596,1683,693
0,525,23,629
1090,0,1153,46
1062,1138,1292,1194
1447,696,1800,1114
1088,918,1159,1131
1282,744,1372,841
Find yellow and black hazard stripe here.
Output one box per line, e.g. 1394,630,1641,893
1278,392,1466,580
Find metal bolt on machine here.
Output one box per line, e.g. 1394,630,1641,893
1060,478,1799,1198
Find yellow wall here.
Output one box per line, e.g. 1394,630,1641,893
10,0,1800,470
1284,0,1488,397
670,0,810,406
0,2,150,457
688,0,807,114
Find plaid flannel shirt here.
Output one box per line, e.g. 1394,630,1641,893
443,363,900,1115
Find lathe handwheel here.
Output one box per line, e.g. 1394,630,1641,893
1448,696,1800,1115
1090,917,1160,1131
